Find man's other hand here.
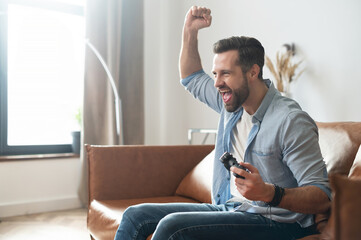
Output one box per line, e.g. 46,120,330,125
184,6,212,32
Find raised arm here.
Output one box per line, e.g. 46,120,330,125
179,6,212,79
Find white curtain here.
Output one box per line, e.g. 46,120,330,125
78,0,144,206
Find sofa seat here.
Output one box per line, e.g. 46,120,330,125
88,197,200,240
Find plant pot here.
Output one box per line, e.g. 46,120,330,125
71,131,81,154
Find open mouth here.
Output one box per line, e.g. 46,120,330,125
220,90,232,103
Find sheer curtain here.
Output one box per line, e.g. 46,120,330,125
78,0,144,206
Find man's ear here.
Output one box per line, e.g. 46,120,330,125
247,64,260,80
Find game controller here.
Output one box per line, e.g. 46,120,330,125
219,152,246,179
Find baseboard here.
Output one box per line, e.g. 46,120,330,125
0,196,83,218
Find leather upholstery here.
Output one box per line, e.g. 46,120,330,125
317,146,361,240
88,197,199,240
175,149,214,203
324,174,361,240
87,122,361,240
86,145,213,240
349,145,361,178
317,122,361,175
87,145,214,201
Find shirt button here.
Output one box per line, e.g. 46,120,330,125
217,194,220,198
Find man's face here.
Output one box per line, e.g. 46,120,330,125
212,50,249,112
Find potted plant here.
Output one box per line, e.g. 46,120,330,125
71,108,82,154
265,44,305,97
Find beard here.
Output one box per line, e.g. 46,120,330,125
224,77,249,112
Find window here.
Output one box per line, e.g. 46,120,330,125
0,0,85,155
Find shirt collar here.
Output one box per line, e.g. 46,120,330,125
252,79,278,123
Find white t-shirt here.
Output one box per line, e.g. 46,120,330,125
230,110,253,202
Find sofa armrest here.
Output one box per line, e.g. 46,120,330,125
86,145,214,204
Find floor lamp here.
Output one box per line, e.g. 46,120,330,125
85,39,124,144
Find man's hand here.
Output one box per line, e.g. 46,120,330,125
184,6,212,33
231,162,331,214
179,6,212,79
231,162,274,202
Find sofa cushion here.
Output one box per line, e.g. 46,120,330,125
320,174,361,240
317,122,361,175
175,149,214,203
88,197,199,240
349,145,361,178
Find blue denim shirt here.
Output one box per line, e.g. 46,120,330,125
181,70,331,228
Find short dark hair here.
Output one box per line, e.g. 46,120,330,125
213,36,264,79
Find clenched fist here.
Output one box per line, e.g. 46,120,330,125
184,6,212,32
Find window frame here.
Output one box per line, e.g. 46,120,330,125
0,0,84,156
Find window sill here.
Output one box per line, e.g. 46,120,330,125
0,153,80,162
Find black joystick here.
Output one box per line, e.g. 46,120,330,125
220,152,246,179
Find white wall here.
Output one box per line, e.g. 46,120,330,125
144,0,361,145
0,158,82,218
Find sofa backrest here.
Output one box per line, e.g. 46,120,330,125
175,122,361,203
87,144,214,203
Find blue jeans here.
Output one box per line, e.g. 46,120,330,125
114,202,315,240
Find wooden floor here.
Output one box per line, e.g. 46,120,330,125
0,208,90,240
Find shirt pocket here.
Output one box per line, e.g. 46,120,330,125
250,148,288,183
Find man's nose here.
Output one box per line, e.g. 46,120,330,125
214,77,223,88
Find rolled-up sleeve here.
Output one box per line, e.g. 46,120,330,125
281,111,331,199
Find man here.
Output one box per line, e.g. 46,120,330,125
114,6,331,240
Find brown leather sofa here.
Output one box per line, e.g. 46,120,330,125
86,122,361,240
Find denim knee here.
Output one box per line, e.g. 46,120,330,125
115,204,158,240
122,204,144,223
153,213,188,240
124,204,160,222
